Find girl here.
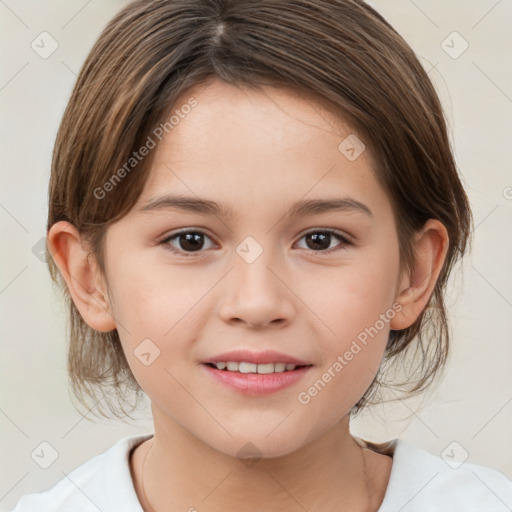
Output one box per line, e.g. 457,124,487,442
10,0,512,510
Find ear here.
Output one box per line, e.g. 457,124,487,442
390,219,449,330
47,221,116,332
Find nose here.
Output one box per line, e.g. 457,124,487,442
217,249,296,330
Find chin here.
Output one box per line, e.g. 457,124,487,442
205,427,311,462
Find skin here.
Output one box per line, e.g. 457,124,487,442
48,78,449,512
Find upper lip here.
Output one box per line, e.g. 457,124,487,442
203,349,312,366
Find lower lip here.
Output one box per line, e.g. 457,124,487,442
200,364,312,396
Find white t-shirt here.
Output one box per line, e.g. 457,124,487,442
9,433,512,511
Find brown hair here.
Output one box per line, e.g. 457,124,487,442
46,0,472,418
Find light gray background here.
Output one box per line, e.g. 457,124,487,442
1,1,511,510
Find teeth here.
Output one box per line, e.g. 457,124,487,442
239,362,257,373
257,363,275,374
213,362,298,373
274,363,286,372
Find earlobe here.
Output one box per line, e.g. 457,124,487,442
47,221,116,332
390,219,449,330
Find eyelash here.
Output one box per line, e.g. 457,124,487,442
159,228,352,257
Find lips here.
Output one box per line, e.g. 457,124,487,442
200,349,313,395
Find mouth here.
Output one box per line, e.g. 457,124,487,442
200,349,313,395
203,361,312,374
200,352,313,395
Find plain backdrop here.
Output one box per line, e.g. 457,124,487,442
1,0,511,510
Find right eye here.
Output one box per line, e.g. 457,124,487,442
160,229,216,256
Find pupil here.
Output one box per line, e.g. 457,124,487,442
307,232,330,250
180,232,203,251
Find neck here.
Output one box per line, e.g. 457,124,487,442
131,409,389,512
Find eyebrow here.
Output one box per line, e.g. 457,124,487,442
138,195,373,218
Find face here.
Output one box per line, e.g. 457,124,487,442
100,78,403,458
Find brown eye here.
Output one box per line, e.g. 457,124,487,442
161,230,214,255
296,230,351,254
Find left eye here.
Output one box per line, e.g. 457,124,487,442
296,230,350,253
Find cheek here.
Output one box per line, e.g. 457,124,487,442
107,250,214,337
296,266,396,417
105,256,215,391
308,249,400,341
298,245,399,402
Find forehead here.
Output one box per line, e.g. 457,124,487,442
167,78,356,150
133,79,388,220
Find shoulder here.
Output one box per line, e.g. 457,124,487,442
9,433,153,512
377,438,512,512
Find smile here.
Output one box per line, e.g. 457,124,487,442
206,361,307,373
